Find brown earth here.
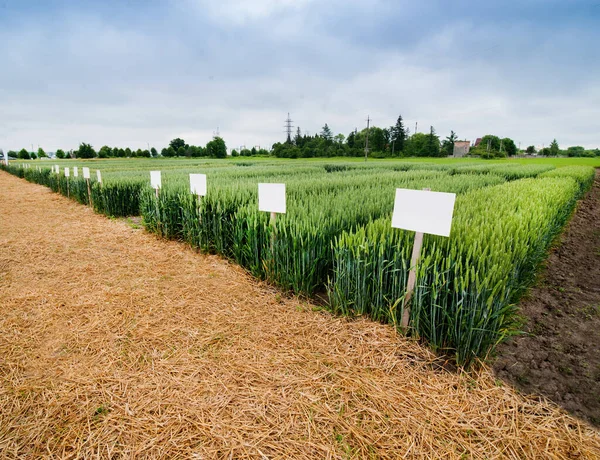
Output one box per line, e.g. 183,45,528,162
1,171,599,459
494,170,600,426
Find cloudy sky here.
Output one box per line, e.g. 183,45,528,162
1,0,599,152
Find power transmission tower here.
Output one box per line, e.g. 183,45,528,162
364,116,371,161
415,122,418,134
284,113,293,143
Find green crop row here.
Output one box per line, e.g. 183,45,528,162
328,176,585,366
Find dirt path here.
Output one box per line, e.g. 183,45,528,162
1,171,599,459
495,170,600,426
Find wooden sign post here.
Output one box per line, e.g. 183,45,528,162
258,183,286,253
391,187,456,329
150,171,161,198
83,167,92,207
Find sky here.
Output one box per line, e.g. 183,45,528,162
1,0,599,152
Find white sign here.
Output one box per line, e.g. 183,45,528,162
189,174,207,196
392,188,456,237
258,183,286,214
150,171,161,189
96,170,102,183
73,167,79,177
54,165,59,174
64,167,70,177
83,167,90,179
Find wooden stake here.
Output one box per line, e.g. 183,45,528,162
401,187,431,329
155,187,159,199
86,178,93,207
270,211,277,253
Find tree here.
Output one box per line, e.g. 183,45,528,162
76,143,96,158
390,115,407,154
206,136,227,158
98,145,112,158
550,139,560,156
441,130,458,156
566,146,585,157
251,147,257,156
231,149,239,157
294,127,303,147
169,138,186,151
346,130,356,149
501,138,517,157
150,147,158,157
426,126,441,157
56,149,66,159
18,148,30,159
320,124,333,143
526,145,536,154
30,151,37,160
37,147,47,158
540,147,552,156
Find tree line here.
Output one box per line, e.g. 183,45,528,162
4,137,228,160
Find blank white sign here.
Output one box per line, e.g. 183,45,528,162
392,188,456,237
96,170,102,183
150,170,161,189
64,167,70,177
190,174,207,196
73,167,78,177
54,165,59,174
83,167,90,179
258,183,286,214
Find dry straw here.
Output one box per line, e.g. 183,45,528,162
0,172,598,459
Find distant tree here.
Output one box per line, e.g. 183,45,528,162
294,127,303,147
251,147,257,156
176,146,185,157
7,150,17,159
30,151,37,160
441,130,458,156
169,138,186,151
346,130,356,149
206,136,227,158
525,145,536,154
566,146,585,157
37,147,47,158
540,147,552,156
98,145,112,158
501,138,517,157
320,124,333,143
231,149,239,157
390,115,407,154
76,143,96,159
55,149,66,159
426,126,441,157
142,149,151,158
334,133,345,145
550,139,560,156
18,148,30,159
150,147,158,157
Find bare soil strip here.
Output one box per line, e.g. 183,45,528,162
1,171,599,459
495,170,600,426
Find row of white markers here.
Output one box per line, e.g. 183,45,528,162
149,170,457,238
50,165,102,183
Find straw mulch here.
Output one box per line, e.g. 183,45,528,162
0,171,598,459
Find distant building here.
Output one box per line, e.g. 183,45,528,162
474,138,482,147
453,141,471,157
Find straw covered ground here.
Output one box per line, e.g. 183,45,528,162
1,171,599,459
